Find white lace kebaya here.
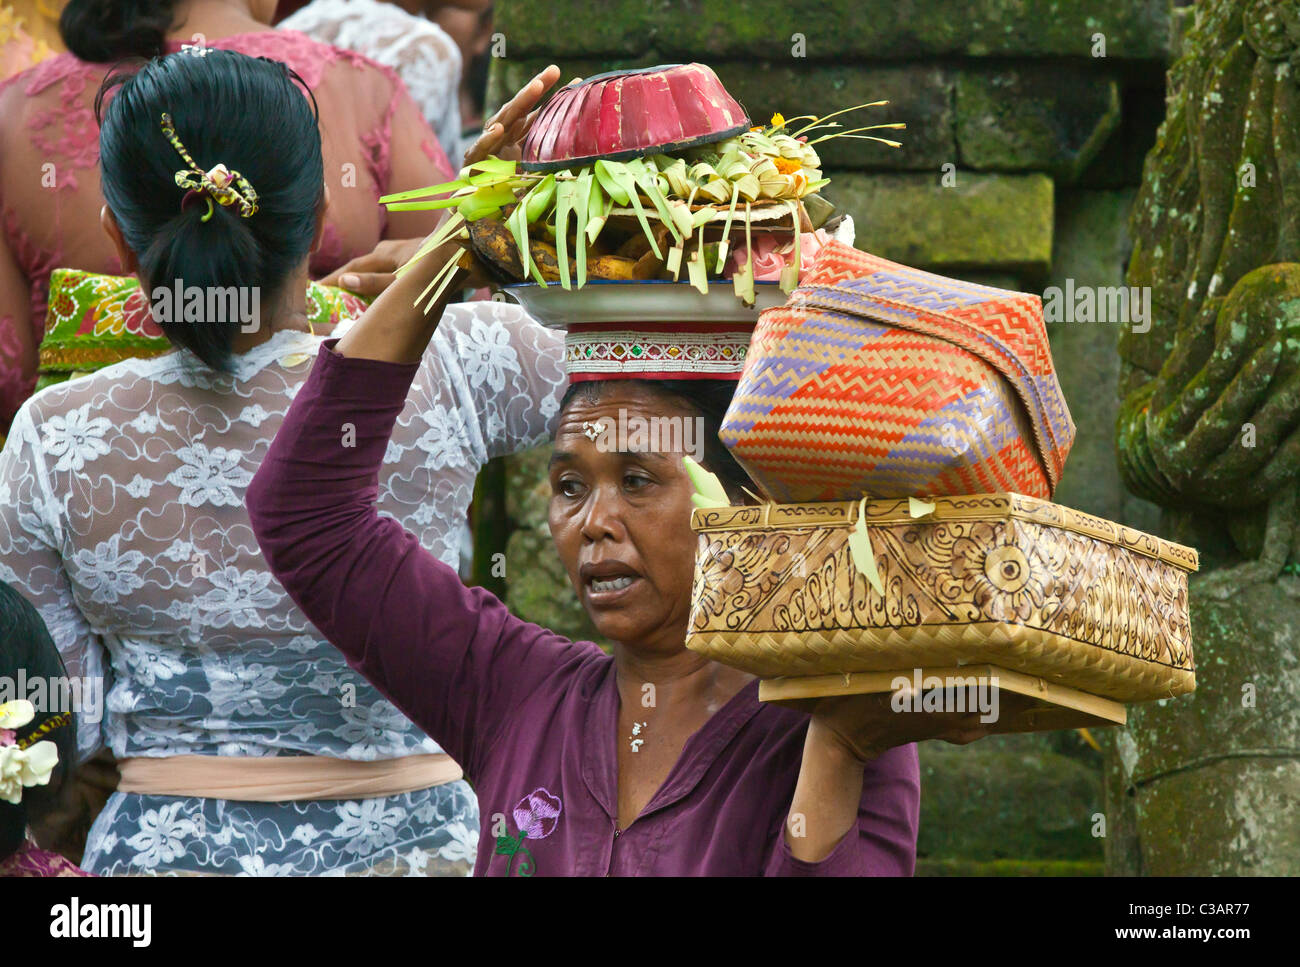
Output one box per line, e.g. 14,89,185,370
0,300,565,875
279,0,467,163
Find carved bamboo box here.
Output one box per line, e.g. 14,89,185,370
687,494,1198,703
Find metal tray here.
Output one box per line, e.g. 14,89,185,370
499,280,787,327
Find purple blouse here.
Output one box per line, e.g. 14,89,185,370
246,340,920,876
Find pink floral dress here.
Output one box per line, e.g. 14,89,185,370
0,28,455,430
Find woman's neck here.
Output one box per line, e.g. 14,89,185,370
613,644,754,718
227,272,313,355
165,0,273,43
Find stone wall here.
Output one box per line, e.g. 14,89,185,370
484,0,1188,874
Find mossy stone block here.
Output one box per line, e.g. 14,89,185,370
957,68,1121,181
919,733,1105,861
831,171,1054,274
1113,576,1300,874
493,0,1175,60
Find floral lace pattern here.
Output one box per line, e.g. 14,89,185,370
281,0,465,164
0,300,565,874
84,784,479,876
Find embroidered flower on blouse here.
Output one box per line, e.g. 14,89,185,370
236,854,295,876
331,798,406,856
72,533,147,605
290,823,321,845
195,566,280,628
495,787,562,876
457,318,522,393
124,474,154,499
125,801,198,869
415,404,470,471
125,641,188,689
160,539,195,562
40,403,112,472
337,700,410,751
236,404,270,427
129,411,160,434
438,820,479,867
167,443,253,507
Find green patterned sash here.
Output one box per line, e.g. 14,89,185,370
38,268,371,390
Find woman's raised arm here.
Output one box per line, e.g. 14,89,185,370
244,275,592,779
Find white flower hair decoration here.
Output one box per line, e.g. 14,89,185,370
0,701,65,805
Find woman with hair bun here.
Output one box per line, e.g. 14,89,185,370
0,0,457,430
0,51,565,876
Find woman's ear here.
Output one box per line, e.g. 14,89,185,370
310,185,330,254
100,206,140,277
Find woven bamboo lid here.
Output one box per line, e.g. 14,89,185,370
690,493,1199,571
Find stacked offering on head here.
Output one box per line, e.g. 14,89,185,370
382,63,901,382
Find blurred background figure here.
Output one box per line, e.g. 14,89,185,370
0,581,91,877
0,0,455,432
427,0,494,157
0,0,66,81
280,0,492,165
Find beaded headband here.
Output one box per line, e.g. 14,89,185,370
160,112,259,222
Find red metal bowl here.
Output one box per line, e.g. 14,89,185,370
520,63,750,172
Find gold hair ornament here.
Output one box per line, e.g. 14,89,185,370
160,112,259,222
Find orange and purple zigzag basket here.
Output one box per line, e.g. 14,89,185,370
721,242,1075,503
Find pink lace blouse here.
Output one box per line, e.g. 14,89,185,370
0,29,455,429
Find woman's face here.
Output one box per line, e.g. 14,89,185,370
548,383,702,654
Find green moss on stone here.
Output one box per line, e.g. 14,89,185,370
919,734,1105,862
832,171,1054,274
493,0,1174,61
957,68,1120,181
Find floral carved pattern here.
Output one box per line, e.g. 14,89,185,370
689,512,1194,701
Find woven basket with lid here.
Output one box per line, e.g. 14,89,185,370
687,494,1197,703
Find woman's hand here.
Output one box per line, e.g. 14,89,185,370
319,238,427,298
786,684,1034,864
463,64,562,166
807,686,1025,763
332,235,491,364
330,67,561,363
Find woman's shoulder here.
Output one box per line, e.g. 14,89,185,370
430,300,564,366
197,29,404,96
0,49,96,103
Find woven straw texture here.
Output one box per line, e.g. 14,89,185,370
687,495,1196,703
721,242,1075,503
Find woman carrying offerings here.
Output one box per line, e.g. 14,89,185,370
246,69,1009,876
